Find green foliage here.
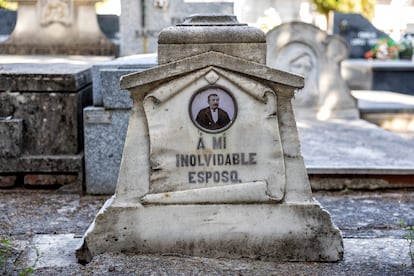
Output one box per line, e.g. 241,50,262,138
0,237,35,276
19,267,34,276
1,238,13,275
400,220,414,266
312,0,376,20
0,0,18,10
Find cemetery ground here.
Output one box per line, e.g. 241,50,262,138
1,185,414,274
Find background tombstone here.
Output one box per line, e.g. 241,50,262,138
119,0,233,55
77,14,343,262
266,21,359,120
0,0,115,55
332,12,393,59
335,12,414,95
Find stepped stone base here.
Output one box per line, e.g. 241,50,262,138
77,198,343,262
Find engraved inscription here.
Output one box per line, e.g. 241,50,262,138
175,135,257,184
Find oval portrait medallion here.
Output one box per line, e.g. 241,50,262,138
189,86,237,133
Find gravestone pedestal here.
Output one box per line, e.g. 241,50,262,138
77,14,343,262
0,0,115,55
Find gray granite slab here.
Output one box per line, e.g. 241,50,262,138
100,69,134,109
91,54,157,105
298,119,414,174
83,107,130,194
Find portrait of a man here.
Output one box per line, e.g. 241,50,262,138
190,87,236,133
196,93,230,130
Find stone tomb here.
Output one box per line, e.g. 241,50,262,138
267,22,358,120
77,15,342,262
341,59,414,96
0,61,92,189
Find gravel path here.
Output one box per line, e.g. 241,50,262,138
1,189,413,275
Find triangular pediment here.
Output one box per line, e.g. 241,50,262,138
120,51,304,90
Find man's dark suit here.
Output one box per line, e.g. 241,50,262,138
195,107,231,130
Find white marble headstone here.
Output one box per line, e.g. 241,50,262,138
77,15,343,263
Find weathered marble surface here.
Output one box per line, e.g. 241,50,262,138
158,14,266,64
0,91,85,156
84,107,130,194
0,118,22,158
79,200,343,262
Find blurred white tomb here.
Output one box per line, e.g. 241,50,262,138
267,22,359,120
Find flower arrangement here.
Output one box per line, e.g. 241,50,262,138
364,37,400,60
364,35,414,60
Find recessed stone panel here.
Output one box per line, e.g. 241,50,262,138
144,69,285,199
